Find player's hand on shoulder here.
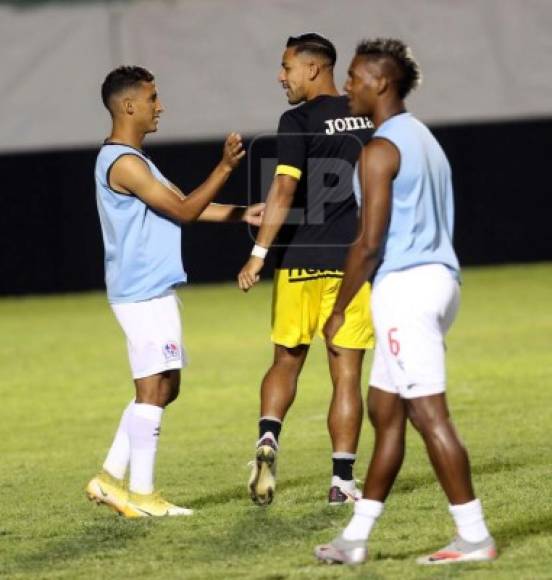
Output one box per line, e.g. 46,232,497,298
222,132,246,170
237,256,263,292
242,203,265,227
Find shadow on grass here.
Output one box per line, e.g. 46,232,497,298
186,454,536,569
393,455,523,494
493,513,552,549
186,507,409,578
5,516,153,575
189,454,523,510
189,472,327,509
190,505,340,563
371,512,552,564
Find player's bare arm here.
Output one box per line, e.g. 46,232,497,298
109,132,245,223
323,138,398,346
198,202,265,226
164,180,264,226
237,174,298,291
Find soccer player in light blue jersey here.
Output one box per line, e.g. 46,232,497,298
315,40,496,565
86,66,263,517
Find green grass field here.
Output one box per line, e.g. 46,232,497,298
1,263,551,579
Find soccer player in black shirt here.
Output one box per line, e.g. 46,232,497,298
238,34,374,505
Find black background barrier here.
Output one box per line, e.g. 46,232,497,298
1,118,550,295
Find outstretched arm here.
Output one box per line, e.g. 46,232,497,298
164,179,264,226
237,173,298,291
197,202,265,226
109,133,245,223
323,138,399,347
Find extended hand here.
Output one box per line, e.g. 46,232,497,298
222,132,246,170
238,256,264,292
323,311,345,351
242,203,265,227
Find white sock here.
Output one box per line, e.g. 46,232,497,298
103,400,134,480
342,499,384,541
449,498,490,543
128,403,164,495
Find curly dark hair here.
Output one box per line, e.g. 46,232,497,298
287,33,337,67
355,38,421,98
101,65,154,110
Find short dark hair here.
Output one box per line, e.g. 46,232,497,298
286,33,337,67
101,65,154,110
355,38,421,98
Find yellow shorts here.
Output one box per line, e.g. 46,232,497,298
271,268,374,350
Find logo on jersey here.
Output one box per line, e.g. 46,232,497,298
324,116,374,135
163,342,181,361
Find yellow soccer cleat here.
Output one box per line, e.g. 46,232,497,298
86,470,129,516
123,491,193,518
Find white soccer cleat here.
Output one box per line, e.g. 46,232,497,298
417,535,497,565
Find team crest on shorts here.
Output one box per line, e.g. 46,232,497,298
162,341,181,361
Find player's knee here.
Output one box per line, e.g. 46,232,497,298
368,400,391,430
407,401,445,438
369,408,399,432
333,367,362,389
161,370,180,406
367,392,401,430
272,352,303,375
166,384,180,405
406,402,428,433
367,396,378,426
171,373,181,399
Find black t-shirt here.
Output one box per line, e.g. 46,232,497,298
274,94,373,269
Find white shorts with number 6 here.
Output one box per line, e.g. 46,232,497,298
369,264,460,399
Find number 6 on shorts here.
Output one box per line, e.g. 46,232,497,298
387,327,400,356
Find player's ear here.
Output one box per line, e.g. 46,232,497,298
308,61,320,81
123,98,134,115
375,74,389,96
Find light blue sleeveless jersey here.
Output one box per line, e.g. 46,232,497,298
354,113,460,285
95,143,187,303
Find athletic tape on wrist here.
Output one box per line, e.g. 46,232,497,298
251,244,268,259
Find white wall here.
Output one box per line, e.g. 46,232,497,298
1,0,550,152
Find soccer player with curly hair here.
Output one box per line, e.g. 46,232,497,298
315,38,496,566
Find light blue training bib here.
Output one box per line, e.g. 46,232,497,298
95,143,187,303
354,113,460,285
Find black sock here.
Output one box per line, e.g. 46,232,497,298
259,418,282,442
332,457,355,481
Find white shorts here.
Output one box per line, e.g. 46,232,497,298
111,291,187,379
369,264,460,399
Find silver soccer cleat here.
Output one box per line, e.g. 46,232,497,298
314,535,367,565
417,535,497,565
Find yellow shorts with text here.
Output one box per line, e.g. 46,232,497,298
271,268,374,350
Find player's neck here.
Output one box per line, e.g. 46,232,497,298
372,99,407,128
306,79,339,101
108,123,145,150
